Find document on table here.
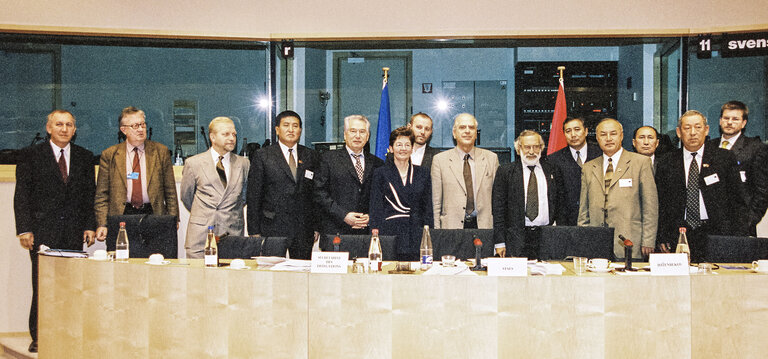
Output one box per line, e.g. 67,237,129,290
37,245,88,258
423,262,477,276
270,259,312,272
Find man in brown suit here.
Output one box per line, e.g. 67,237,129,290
94,106,179,240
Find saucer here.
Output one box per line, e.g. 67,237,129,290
145,260,171,265
228,266,251,270
587,266,612,273
750,268,768,274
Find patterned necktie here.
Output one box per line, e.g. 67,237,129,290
686,152,702,229
352,153,364,184
58,149,68,182
604,158,614,191
576,150,583,167
526,165,539,221
288,148,297,182
463,154,475,215
721,141,729,149
216,155,227,187
131,147,143,208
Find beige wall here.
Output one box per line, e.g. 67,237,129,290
1,0,767,39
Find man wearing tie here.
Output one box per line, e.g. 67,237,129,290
705,101,768,234
545,117,601,225
578,118,658,260
180,117,250,258
14,110,96,353
94,106,179,241
431,113,499,229
247,111,319,259
656,110,747,261
314,115,383,242
492,130,564,258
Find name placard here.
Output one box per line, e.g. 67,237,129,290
649,253,689,276
310,252,350,274
486,257,527,277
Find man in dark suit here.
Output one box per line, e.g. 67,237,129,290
545,117,600,225
656,110,747,262
314,115,383,244
14,110,96,353
706,100,768,234
493,130,563,258
94,106,179,241
386,112,440,170
248,111,320,259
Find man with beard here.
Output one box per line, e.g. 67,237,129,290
578,118,658,260
180,117,250,258
545,117,601,225
632,126,661,171
386,112,440,170
492,130,564,258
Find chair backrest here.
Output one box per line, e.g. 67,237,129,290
431,229,495,260
106,215,178,258
321,234,397,261
706,235,768,262
218,236,288,259
539,226,615,260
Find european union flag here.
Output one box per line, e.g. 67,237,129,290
374,80,391,159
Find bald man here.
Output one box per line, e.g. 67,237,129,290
578,118,658,260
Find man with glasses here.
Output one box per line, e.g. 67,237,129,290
94,106,179,241
578,118,657,260
706,101,768,235
314,115,383,241
492,130,564,258
431,113,499,230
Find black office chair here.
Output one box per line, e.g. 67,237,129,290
218,236,288,259
431,229,495,260
321,234,397,260
705,235,768,262
539,226,615,261
106,215,178,258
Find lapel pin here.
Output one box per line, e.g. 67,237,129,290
703,163,709,168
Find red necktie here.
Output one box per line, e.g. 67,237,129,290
131,147,143,208
58,149,68,182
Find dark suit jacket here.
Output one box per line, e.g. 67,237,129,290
369,161,433,256
14,142,96,249
314,149,384,240
708,135,768,229
385,145,440,171
492,160,564,256
94,140,179,227
247,143,319,254
655,144,748,248
544,143,601,225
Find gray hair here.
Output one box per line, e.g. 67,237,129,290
344,115,371,132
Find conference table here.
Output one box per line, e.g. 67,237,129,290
39,256,768,358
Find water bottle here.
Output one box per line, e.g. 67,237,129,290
675,227,690,265
204,226,218,267
420,225,433,270
368,229,382,272
115,222,129,262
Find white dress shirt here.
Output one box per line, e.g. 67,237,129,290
602,148,623,176
411,144,426,166
347,145,365,170
719,132,741,150
523,162,550,226
683,145,709,221
455,147,477,216
125,142,149,204
569,145,587,164
211,149,231,180
49,141,70,174
278,140,298,166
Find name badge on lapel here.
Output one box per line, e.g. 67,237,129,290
740,170,747,183
704,173,719,186
304,170,314,180
127,172,139,180
618,178,632,187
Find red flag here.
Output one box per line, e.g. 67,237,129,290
547,78,567,155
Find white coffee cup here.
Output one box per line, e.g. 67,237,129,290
752,259,768,272
148,253,165,265
588,258,610,269
230,259,246,269
91,249,108,261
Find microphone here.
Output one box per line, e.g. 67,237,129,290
471,235,485,271
333,234,341,252
618,235,636,271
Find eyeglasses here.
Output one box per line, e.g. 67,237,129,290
122,122,147,130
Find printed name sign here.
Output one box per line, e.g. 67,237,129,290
311,252,349,273
486,257,528,277
649,253,689,276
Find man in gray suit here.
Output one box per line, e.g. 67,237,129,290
578,118,658,260
180,117,250,258
432,113,499,229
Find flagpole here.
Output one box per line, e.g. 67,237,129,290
382,67,390,84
